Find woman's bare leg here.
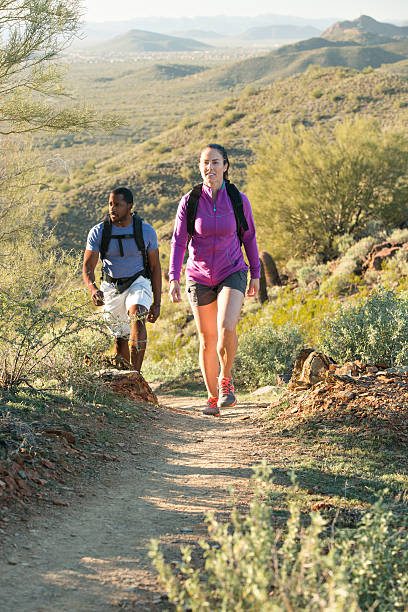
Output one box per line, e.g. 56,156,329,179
191,301,219,398
216,287,244,379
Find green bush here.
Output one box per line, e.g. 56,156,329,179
234,323,303,388
319,289,408,366
247,119,408,260
220,111,245,128
151,465,408,611
0,247,104,391
319,236,379,296
311,88,323,98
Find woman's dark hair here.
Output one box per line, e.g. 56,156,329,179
201,143,230,180
111,186,133,204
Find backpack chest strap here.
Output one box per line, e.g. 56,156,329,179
111,233,136,257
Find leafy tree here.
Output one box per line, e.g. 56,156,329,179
0,3,119,390
247,119,408,261
0,0,119,134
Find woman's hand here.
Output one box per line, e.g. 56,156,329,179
246,278,259,297
169,279,182,303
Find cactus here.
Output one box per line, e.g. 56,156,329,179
260,251,281,286
258,259,268,304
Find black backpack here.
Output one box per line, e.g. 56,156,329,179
100,212,151,279
186,180,249,243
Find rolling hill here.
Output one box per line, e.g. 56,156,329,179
48,66,408,258
87,29,211,55
209,37,408,87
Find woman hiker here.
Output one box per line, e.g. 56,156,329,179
169,144,260,416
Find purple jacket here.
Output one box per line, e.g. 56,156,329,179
169,182,260,286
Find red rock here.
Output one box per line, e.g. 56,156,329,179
41,459,55,469
3,476,17,491
32,476,47,485
52,499,69,507
15,478,31,495
363,241,404,272
42,429,76,445
98,370,158,404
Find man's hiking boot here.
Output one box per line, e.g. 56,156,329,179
203,397,220,417
218,377,237,408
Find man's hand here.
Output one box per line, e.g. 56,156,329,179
246,278,259,297
169,280,182,303
91,288,104,306
147,303,160,323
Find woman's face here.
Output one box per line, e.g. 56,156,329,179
199,147,228,190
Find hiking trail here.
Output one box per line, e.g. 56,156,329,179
0,392,271,611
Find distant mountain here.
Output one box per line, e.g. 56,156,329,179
173,29,224,40
87,29,211,55
74,15,337,47
240,25,322,40
322,15,408,43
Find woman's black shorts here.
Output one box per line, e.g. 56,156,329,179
186,270,248,307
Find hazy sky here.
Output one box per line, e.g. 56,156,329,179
82,1,407,23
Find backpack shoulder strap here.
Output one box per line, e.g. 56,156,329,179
132,213,151,279
100,216,112,261
225,181,248,242
186,183,203,238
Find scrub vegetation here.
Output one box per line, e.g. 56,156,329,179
2,4,408,608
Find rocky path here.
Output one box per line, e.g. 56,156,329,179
0,393,269,611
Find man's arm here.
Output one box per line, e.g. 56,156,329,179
147,248,161,323
83,249,104,306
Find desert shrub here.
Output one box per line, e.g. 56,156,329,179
311,88,323,98
0,246,104,391
320,273,365,297
220,111,245,128
388,228,408,243
330,92,345,102
319,236,379,296
381,248,408,287
242,85,258,97
155,143,170,154
319,289,408,366
247,118,408,261
151,465,408,611
104,163,122,173
238,286,338,347
343,236,380,261
284,256,329,287
297,262,330,287
178,118,197,129
234,323,303,388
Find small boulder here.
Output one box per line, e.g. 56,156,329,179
290,350,334,389
289,348,314,385
97,369,158,404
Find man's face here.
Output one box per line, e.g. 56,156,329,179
109,192,132,225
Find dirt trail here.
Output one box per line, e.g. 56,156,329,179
0,393,269,612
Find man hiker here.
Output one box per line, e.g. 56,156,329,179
83,186,161,372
